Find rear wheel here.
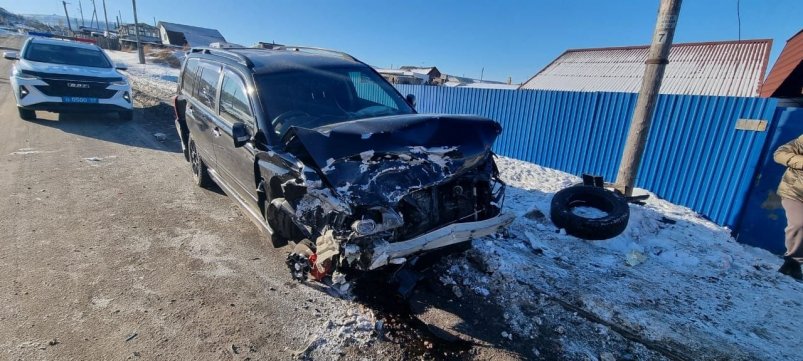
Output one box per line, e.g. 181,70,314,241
18,108,35,121
188,137,212,188
118,110,133,121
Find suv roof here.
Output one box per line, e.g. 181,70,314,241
187,47,364,75
28,37,100,50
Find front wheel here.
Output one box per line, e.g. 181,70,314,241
266,198,307,247
18,107,35,121
188,137,212,188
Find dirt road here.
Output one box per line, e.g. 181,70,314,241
0,37,399,360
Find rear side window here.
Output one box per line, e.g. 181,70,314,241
219,71,254,126
196,63,221,109
181,58,200,96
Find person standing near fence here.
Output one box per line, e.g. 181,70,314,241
774,135,803,280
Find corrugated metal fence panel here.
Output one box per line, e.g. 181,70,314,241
585,91,639,179
638,95,778,225
394,84,778,227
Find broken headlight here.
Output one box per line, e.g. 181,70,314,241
351,219,377,235
350,207,404,236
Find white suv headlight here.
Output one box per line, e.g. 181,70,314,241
14,69,39,80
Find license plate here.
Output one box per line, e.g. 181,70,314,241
62,97,98,103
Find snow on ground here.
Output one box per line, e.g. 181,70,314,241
443,156,802,360
107,50,181,101
114,57,802,359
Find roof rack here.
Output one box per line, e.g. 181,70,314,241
271,45,357,61
190,47,254,68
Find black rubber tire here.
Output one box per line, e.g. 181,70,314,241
118,110,133,121
18,108,35,121
266,198,305,247
550,185,630,240
188,137,213,188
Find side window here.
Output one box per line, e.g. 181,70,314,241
196,63,221,109
219,71,254,126
348,71,399,110
181,58,200,96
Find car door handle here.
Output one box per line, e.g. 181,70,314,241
212,127,221,137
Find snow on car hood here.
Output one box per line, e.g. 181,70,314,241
18,59,123,80
284,114,502,205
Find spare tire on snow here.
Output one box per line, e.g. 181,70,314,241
550,185,630,240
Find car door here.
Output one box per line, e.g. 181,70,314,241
212,68,260,209
186,61,223,169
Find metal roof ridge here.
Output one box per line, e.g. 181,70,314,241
563,38,773,54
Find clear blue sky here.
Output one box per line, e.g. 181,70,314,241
7,0,802,83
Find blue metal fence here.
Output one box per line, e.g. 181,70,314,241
394,84,778,227
735,106,803,252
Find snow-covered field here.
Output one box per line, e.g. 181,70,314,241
109,50,802,360
446,157,802,360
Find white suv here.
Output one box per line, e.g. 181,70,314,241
4,37,133,121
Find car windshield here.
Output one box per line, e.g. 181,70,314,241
24,42,111,68
255,66,414,139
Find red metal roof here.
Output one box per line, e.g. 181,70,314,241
521,39,772,97
760,29,803,98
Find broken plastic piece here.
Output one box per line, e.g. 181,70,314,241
308,254,331,281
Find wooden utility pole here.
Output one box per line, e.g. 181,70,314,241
62,1,72,32
614,0,682,196
132,0,145,64
102,0,110,33
90,0,98,29
78,0,85,27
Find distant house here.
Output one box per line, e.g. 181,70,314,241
375,68,429,85
117,23,160,45
520,39,773,97
460,82,519,90
157,21,226,48
376,67,516,88
442,74,518,89
760,29,802,99
398,66,442,84
253,41,284,49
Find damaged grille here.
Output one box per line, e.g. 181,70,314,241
393,174,500,242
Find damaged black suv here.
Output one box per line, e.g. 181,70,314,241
174,46,513,280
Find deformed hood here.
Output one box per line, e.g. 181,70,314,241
284,114,502,205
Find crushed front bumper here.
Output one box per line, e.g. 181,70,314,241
368,212,516,269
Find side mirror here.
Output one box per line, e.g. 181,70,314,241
232,122,250,148
406,94,416,109
3,51,19,60
115,62,128,71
